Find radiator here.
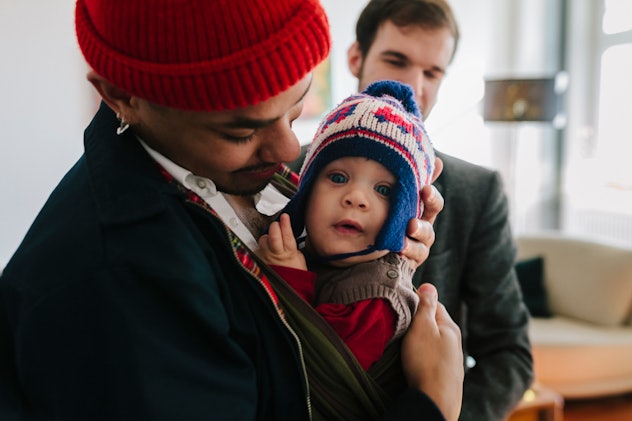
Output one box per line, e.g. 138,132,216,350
565,210,632,247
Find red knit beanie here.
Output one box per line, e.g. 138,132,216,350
75,0,331,111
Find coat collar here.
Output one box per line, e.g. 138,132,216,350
83,102,179,226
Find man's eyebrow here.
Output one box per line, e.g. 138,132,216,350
380,50,446,74
380,50,410,62
224,80,313,129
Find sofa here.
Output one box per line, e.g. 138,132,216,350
515,232,632,399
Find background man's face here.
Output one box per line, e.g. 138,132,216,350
349,21,455,120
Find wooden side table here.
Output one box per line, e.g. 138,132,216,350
506,384,564,421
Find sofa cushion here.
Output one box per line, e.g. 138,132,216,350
517,234,632,326
515,256,552,317
529,316,632,346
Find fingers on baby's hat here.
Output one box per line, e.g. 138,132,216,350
421,185,444,223
431,157,444,183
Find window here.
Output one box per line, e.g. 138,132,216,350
602,0,632,34
563,0,632,246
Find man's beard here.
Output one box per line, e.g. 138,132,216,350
215,179,270,197
215,163,280,196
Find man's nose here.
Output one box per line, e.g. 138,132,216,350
411,71,424,103
258,120,301,163
401,72,426,117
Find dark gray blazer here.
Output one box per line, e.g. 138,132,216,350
414,151,533,421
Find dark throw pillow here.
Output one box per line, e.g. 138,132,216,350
514,256,553,318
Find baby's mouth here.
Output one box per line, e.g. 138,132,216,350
334,220,363,234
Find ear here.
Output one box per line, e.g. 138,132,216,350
87,70,136,122
347,41,363,77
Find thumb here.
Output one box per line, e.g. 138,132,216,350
417,283,438,307
412,283,439,330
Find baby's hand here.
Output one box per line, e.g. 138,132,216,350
256,213,307,270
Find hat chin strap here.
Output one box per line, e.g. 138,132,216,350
307,245,379,264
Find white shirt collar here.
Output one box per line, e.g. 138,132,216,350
138,139,289,248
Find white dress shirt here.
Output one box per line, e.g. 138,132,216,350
139,139,289,249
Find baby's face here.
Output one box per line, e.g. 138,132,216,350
304,156,394,266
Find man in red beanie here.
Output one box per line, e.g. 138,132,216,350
0,0,463,420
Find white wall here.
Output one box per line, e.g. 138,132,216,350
1,0,95,267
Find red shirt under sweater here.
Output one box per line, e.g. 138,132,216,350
270,265,396,370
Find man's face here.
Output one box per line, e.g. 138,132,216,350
128,75,311,196
348,21,455,120
304,156,393,266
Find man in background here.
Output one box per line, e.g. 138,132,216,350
346,0,533,419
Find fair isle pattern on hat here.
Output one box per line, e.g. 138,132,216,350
284,80,435,258
75,0,330,112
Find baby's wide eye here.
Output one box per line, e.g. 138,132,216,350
328,173,348,184
375,184,391,197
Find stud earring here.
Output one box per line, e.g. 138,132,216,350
116,113,130,135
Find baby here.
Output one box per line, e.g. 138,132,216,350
257,80,435,370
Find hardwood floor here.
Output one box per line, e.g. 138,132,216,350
563,393,632,421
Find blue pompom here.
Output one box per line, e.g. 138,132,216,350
362,80,421,119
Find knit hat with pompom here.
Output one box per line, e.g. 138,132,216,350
284,80,435,260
